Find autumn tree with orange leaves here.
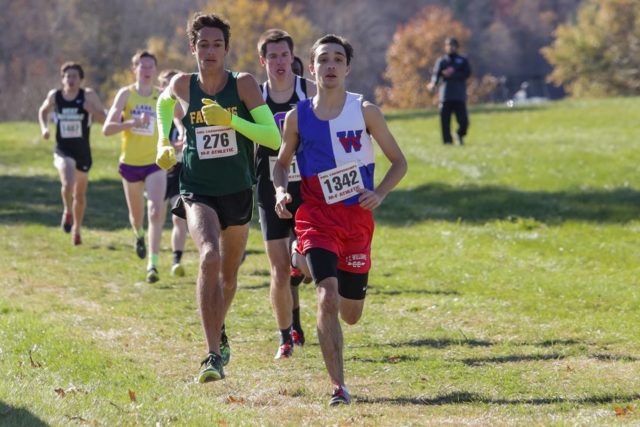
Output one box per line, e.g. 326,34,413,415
376,6,470,109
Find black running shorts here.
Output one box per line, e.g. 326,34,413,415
172,188,253,229
256,176,302,241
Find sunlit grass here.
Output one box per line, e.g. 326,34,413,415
1,98,640,425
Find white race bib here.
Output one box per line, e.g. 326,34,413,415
195,126,238,159
60,120,82,138
269,156,301,182
317,161,363,205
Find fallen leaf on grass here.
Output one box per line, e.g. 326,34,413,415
279,388,288,396
55,384,84,398
614,405,633,416
128,389,137,402
225,395,245,404
28,350,41,368
218,420,228,426
387,356,402,363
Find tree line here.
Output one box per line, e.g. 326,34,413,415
1,0,636,120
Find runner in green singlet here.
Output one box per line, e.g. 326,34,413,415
155,12,280,383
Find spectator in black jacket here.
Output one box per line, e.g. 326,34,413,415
428,37,471,145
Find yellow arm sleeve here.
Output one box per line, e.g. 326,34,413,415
156,88,177,142
230,104,281,150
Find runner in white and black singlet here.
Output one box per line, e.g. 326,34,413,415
38,62,106,245
256,29,316,360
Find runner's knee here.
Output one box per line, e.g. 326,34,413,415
200,243,221,269
317,280,340,315
270,258,291,287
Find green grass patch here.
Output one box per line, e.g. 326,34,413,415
2,98,640,425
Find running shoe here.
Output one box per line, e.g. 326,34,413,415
72,232,82,246
146,267,159,283
274,341,293,359
135,237,146,259
61,212,72,233
329,385,351,406
171,263,185,277
220,329,231,366
197,352,224,383
291,329,305,346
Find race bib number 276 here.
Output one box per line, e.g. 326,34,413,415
195,126,238,159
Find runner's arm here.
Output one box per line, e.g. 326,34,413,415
84,89,107,124
272,109,299,219
102,87,138,136
38,90,56,139
232,72,280,150
359,101,407,210
155,85,178,170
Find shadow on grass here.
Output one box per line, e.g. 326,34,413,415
389,338,495,348
349,355,420,363
0,175,128,230
4,177,639,231
370,336,591,350
377,183,640,226
460,353,564,366
0,401,48,426
589,353,640,362
369,288,460,296
242,282,270,290
357,391,640,406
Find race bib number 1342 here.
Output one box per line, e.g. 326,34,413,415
317,161,363,204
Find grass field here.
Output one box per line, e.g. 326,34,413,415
2,98,640,426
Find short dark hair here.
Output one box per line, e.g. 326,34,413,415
310,34,354,65
292,56,304,77
158,69,181,86
257,29,294,58
445,37,459,48
131,50,157,67
188,12,231,49
60,62,84,80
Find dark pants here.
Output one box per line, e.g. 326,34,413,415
440,100,469,144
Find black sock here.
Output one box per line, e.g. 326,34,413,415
292,307,302,332
173,250,183,265
290,275,304,287
280,326,292,345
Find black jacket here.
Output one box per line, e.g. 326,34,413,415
430,53,471,102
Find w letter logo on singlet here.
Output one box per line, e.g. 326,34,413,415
336,130,363,153
273,111,287,134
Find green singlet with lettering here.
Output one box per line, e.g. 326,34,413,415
180,72,255,196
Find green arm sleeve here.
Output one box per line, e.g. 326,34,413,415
156,88,177,143
230,104,281,150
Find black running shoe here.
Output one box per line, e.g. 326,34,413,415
135,237,146,259
329,385,351,406
61,212,72,233
198,352,224,383
146,267,159,283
